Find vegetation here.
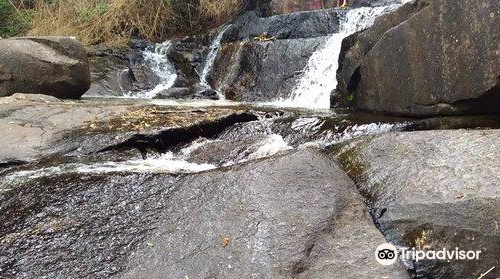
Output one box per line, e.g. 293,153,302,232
0,0,254,45
0,0,32,37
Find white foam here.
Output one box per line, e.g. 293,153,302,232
272,4,407,109
200,25,232,99
248,134,293,160
0,153,216,185
129,41,178,98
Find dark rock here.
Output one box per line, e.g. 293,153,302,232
0,36,90,99
153,87,192,99
0,172,179,279
168,33,213,88
0,148,410,279
337,0,431,104
211,37,326,102
333,130,500,279
152,85,219,100
84,44,161,97
337,0,500,116
85,55,135,97
121,149,409,279
194,86,219,100
223,10,340,42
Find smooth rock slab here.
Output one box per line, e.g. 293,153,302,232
334,130,500,278
337,0,500,116
122,149,409,279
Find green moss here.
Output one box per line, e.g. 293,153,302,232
337,145,366,183
347,92,355,102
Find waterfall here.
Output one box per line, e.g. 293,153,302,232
273,3,409,109
132,41,177,99
199,24,232,99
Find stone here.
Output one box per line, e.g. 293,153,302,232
122,149,409,279
337,0,500,116
0,97,255,164
84,44,160,97
223,9,340,42
153,87,192,99
211,37,326,102
333,130,500,278
0,36,91,99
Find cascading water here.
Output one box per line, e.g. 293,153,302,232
273,2,411,109
0,2,417,182
131,41,177,98
199,24,232,99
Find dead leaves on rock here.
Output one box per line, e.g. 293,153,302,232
86,106,244,133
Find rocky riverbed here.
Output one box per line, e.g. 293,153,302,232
1,0,500,278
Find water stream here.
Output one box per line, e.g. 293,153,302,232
272,4,409,109
1,2,417,182
129,41,177,98
199,24,233,99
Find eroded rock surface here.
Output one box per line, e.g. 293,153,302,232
122,149,409,279
0,95,257,164
333,130,500,278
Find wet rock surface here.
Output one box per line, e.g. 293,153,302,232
337,0,500,116
0,148,411,279
0,172,179,279
0,36,90,99
333,130,500,278
84,43,161,97
121,149,409,279
0,95,258,164
211,37,326,101
337,0,431,101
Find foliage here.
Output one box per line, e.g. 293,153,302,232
347,93,355,102
3,0,248,46
0,0,32,37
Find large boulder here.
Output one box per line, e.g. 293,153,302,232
211,37,327,101
337,0,431,98
223,9,340,42
0,149,410,278
122,149,409,279
84,42,166,97
337,0,500,116
333,130,500,278
0,36,91,99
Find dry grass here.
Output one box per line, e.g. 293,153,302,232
7,0,247,46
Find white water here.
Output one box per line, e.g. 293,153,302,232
247,134,293,160
130,41,178,98
199,25,232,99
272,3,409,109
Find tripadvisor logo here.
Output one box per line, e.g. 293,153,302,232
375,243,482,266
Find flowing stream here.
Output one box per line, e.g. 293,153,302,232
2,1,416,181
130,41,177,98
199,24,233,99
272,3,410,109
